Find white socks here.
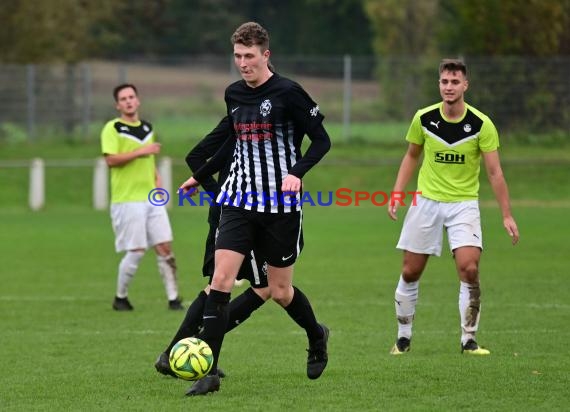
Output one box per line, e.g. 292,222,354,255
157,254,179,301
459,281,481,344
395,275,419,339
116,251,145,298
395,276,482,344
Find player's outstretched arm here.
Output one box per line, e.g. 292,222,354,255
482,150,519,245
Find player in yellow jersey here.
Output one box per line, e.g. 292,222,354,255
388,59,519,355
101,84,183,311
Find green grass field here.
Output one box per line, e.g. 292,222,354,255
1,131,569,410
1,203,568,411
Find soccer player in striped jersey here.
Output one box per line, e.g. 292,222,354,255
155,117,321,382
101,84,183,311
387,59,519,355
153,118,267,379
179,22,331,395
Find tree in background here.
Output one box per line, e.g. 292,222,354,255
266,0,373,56
0,0,121,136
97,0,243,56
1,0,567,135
363,0,440,119
438,0,569,56
364,0,439,56
0,0,119,63
363,0,570,131
437,0,570,131
95,0,373,57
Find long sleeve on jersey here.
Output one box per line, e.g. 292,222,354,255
288,122,331,179
192,130,236,187
185,117,230,195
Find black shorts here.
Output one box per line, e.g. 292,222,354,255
202,213,268,289
215,206,304,268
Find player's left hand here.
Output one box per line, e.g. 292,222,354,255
179,176,200,196
504,216,519,245
281,174,302,195
387,202,399,220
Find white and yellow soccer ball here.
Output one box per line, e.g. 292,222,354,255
168,337,214,380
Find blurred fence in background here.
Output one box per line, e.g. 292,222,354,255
1,55,568,143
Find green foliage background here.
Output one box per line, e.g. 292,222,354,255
2,0,568,62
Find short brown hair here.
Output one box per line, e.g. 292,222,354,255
439,59,467,78
113,83,137,102
231,22,270,51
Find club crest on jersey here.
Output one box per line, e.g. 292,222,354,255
463,124,472,133
260,99,272,117
143,124,150,132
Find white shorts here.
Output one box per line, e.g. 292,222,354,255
397,195,482,257
110,202,173,252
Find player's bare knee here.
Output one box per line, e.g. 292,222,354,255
211,272,237,292
270,286,292,307
459,264,479,283
401,269,422,283
458,262,479,283
402,253,427,282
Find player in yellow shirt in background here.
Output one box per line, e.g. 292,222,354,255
388,59,519,355
101,84,183,311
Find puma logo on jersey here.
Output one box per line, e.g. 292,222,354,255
430,121,440,129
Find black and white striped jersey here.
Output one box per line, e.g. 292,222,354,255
212,73,330,213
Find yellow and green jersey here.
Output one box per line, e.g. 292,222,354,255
406,102,499,202
101,118,156,203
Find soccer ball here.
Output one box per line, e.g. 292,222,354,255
169,337,214,380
